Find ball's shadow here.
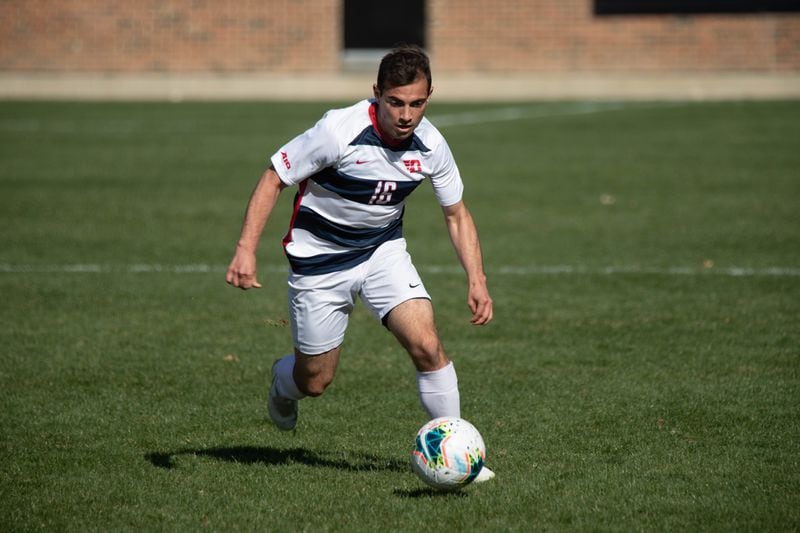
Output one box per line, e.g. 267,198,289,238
393,487,468,498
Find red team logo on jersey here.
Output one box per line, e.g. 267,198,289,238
403,159,422,173
281,151,292,170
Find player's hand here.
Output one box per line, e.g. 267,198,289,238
226,249,262,290
467,283,493,325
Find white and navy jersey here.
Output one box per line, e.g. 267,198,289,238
270,99,464,275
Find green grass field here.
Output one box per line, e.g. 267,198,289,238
1,99,798,531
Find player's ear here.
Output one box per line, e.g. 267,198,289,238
373,84,381,100
428,85,434,100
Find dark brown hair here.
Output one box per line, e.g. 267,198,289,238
375,45,432,93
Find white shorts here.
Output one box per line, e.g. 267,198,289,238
287,238,430,355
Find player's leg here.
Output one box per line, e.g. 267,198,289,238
360,240,461,419
384,297,447,371
269,346,341,430
384,298,461,419
385,301,495,482
269,268,355,430
293,346,342,396
361,240,495,481
270,346,342,399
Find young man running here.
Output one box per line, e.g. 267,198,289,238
226,45,494,481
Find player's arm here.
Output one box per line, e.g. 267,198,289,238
226,166,287,290
442,200,493,325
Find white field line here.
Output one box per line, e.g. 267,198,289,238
1,263,799,277
427,102,672,128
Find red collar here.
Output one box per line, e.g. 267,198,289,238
369,102,404,149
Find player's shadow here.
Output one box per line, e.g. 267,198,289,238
145,446,406,473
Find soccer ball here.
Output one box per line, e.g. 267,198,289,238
410,416,486,490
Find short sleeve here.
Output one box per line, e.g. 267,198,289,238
270,113,342,187
428,137,464,207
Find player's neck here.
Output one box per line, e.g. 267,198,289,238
369,102,405,149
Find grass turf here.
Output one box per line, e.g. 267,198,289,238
1,100,798,531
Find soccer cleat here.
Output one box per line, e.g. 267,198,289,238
268,360,298,431
474,465,495,483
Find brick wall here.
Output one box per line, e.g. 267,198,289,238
0,0,797,73
0,0,342,72
430,0,800,72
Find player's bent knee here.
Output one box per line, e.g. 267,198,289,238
293,365,335,396
297,377,329,397
294,366,336,397
293,346,341,397
411,338,440,360
407,338,448,372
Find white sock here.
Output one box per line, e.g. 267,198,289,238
416,361,460,418
273,354,306,400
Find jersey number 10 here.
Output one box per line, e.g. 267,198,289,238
369,181,397,205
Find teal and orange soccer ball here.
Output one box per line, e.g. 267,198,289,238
411,416,486,490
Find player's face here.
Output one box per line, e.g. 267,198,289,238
373,75,432,142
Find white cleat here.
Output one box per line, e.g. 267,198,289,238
474,466,496,483
267,361,298,431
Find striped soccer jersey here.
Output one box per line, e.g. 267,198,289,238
270,99,464,275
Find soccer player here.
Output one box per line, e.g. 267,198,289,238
226,45,494,481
